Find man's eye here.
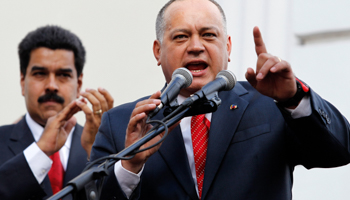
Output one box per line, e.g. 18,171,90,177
33,71,46,76
203,33,215,37
174,35,187,40
58,73,71,78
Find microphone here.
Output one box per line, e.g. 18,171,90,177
182,70,236,106
149,67,193,118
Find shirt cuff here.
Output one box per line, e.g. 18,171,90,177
114,160,143,199
23,142,52,184
285,95,312,119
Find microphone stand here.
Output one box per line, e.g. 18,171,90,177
47,93,221,200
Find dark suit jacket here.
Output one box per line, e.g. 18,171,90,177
90,82,350,200
0,117,87,200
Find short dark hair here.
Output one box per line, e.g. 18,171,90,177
18,25,86,77
156,0,227,43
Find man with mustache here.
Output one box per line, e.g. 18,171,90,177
90,0,350,199
0,25,114,199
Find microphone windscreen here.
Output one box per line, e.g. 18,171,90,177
217,70,236,91
172,68,193,88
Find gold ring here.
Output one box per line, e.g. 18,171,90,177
277,57,281,62
94,109,102,115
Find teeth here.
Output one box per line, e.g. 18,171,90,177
191,70,202,72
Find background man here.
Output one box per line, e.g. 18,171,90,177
0,25,114,199
90,0,350,199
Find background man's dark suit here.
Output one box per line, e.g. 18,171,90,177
0,117,87,200
90,82,350,200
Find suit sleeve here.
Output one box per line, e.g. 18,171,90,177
280,88,350,168
0,152,47,199
90,110,141,200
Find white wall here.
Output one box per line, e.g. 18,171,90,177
0,0,349,199
291,1,350,199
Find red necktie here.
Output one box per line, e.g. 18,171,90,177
191,114,210,199
48,151,64,194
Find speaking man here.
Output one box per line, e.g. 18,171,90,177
90,0,350,199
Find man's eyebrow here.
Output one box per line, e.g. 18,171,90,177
30,66,73,73
199,26,219,32
31,66,47,71
171,28,191,34
57,68,73,73
171,26,219,34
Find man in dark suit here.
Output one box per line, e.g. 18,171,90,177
90,0,350,199
0,25,114,200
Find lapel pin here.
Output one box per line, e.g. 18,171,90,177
230,104,238,110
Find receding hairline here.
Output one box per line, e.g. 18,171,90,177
156,0,227,42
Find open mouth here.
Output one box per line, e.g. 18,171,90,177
185,61,208,73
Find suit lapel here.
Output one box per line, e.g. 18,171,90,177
201,83,249,199
8,117,35,155
64,124,86,186
158,117,198,200
8,117,54,196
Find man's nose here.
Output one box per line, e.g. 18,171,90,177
45,74,59,92
187,36,205,55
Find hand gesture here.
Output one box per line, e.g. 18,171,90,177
37,100,81,156
122,91,179,173
245,26,297,102
77,87,114,158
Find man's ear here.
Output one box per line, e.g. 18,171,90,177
153,40,162,66
227,35,232,62
77,73,83,98
20,73,25,96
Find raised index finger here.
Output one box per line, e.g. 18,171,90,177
253,26,267,56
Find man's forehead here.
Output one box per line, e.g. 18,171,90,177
30,47,74,58
26,47,76,74
164,0,224,28
29,48,75,64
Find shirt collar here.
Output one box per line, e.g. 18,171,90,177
25,113,74,149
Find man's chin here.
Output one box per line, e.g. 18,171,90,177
41,110,60,122
190,80,211,91
180,85,203,97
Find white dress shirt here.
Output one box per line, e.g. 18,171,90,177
23,113,74,184
114,95,312,198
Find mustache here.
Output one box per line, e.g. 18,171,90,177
38,92,65,104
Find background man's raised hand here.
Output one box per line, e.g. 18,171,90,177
77,87,114,157
36,100,81,156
